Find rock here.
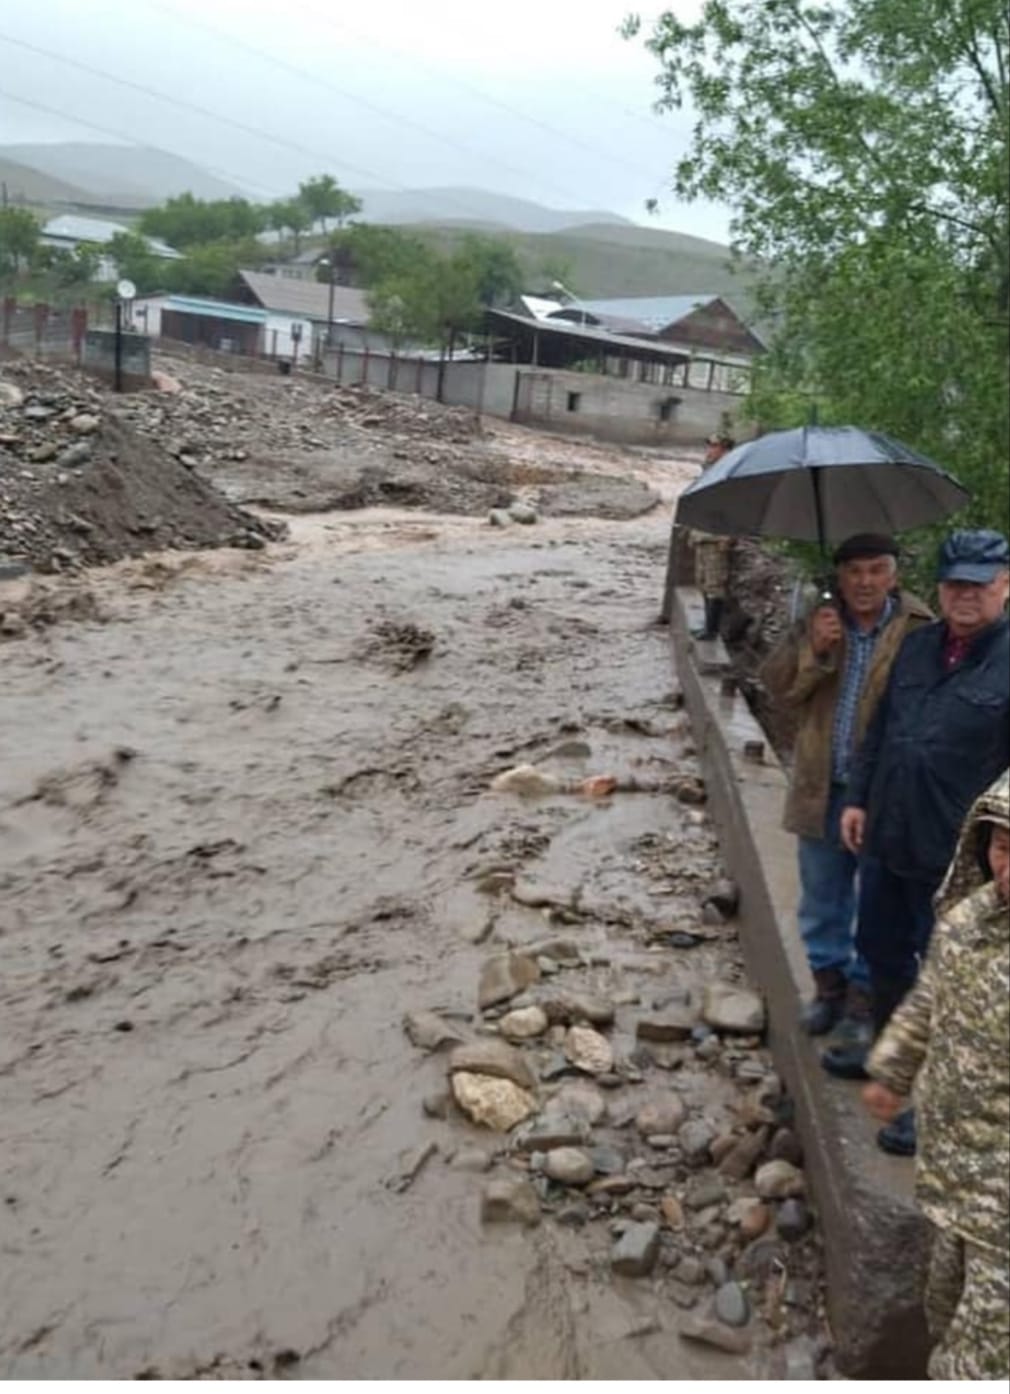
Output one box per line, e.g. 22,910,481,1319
680,1119,718,1166
480,1179,541,1226
587,1174,636,1196
499,1005,549,1041
674,777,707,806
727,1197,771,1240
702,878,740,917
680,1314,753,1355
718,1126,769,1181
701,983,766,1035
477,952,541,1009
667,1280,701,1309
674,1255,707,1286
714,1280,750,1328
630,1202,659,1223
488,508,511,528
768,1127,804,1167
450,1072,538,1131
776,1198,812,1242
422,1089,453,1119
508,502,539,525
448,1038,537,1090
685,1175,726,1211
563,1025,613,1075
784,1336,819,1381
0,382,24,407
451,1147,493,1173
556,1202,589,1228
56,441,92,470
537,956,560,975
28,442,58,463
635,1093,686,1138
737,1236,786,1284
549,1081,607,1126
69,413,100,435
402,1010,464,1052
540,990,615,1027
490,764,559,797
660,1194,685,1230
543,1147,595,1186
696,1034,721,1062
515,1113,591,1151
610,1221,661,1277
646,1133,679,1149
635,1002,698,1041
591,1144,626,1176
754,1160,806,1200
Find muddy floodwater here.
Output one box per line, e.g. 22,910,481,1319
1,483,826,1379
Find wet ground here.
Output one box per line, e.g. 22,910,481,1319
0,452,826,1379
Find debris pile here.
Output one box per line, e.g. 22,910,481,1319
0,361,283,577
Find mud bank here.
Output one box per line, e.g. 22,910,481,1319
0,503,827,1379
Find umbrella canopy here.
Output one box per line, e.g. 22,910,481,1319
676,425,969,547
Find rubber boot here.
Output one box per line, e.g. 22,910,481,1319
820,982,875,1079
692,596,725,641
801,966,848,1036
878,1107,917,1157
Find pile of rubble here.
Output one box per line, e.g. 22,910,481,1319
0,361,282,578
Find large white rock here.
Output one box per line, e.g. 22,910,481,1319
701,982,766,1034
563,1024,614,1075
451,1072,539,1131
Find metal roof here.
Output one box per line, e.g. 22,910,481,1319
41,214,181,259
238,270,369,323
576,294,719,332
485,307,689,363
163,296,267,325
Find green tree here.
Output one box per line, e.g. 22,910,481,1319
0,206,40,278
298,174,362,234
108,232,164,294
266,198,312,253
626,0,1010,553
453,233,523,307
139,193,268,248
165,238,267,298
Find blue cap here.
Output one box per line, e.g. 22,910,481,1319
937,529,1010,583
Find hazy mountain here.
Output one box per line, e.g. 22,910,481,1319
352,186,633,234
1,143,246,206
0,156,93,207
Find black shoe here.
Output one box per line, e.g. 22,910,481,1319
878,1108,916,1157
820,1016,873,1079
801,995,845,1036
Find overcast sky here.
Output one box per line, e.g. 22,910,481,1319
0,0,731,240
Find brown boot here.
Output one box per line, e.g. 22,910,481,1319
821,982,874,1078
801,966,848,1036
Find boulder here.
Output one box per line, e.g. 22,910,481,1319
714,1280,751,1328
451,1072,538,1131
610,1221,661,1277
499,1005,550,1041
448,1038,537,1090
754,1160,806,1200
548,1080,607,1126
480,1179,541,1226
514,1113,591,1152
543,1147,595,1186
402,1010,464,1052
680,1314,753,1355
540,990,616,1027
635,1002,698,1042
635,1092,687,1138
563,1025,614,1075
701,982,766,1034
478,951,541,1009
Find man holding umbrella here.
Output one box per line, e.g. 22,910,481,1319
761,534,932,1036
690,431,736,640
827,530,1010,1155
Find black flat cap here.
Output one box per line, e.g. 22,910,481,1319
937,529,1010,583
832,533,899,565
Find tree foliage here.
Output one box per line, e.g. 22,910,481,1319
627,0,1010,556
0,207,40,277
138,193,268,248
298,174,361,234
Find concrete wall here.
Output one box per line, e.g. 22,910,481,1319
669,586,929,1378
82,328,151,389
320,345,743,444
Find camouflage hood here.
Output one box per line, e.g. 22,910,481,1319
934,768,1010,924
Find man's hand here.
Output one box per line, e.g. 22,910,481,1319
863,1082,905,1122
840,806,866,853
809,604,843,655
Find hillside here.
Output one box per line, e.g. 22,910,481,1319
353,186,632,233
0,143,245,206
0,156,94,208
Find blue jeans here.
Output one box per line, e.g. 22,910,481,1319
797,783,871,990
855,856,939,990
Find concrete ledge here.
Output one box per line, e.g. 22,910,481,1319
671,585,929,1378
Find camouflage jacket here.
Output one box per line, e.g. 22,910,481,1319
868,771,1010,1255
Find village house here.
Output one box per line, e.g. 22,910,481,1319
39,214,181,283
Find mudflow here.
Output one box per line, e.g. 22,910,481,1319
0,354,828,1380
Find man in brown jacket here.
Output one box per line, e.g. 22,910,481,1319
761,535,932,1036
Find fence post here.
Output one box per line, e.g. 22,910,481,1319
361,345,369,385
33,302,49,353
2,296,14,348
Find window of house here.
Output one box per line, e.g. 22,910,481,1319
658,397,680,422
566,391,581,412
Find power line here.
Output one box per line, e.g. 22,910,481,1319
0,33,519,226
143,0,643,214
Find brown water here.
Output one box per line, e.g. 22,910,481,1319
0,493,815,1380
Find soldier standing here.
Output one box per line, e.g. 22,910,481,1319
864,770,1009,1381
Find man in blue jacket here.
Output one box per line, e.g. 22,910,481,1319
826,530,1010,1155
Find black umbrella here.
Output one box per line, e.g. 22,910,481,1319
675,425,969,553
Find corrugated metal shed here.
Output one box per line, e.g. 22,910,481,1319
41,214,181,260
576,294,718,332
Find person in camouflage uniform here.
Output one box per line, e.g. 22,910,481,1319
864,770,1010,1381
690,432,736,640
